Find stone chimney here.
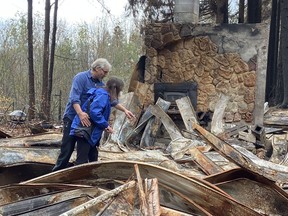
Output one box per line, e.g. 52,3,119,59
174,0,199,23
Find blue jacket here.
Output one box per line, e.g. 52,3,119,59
70,88,111,146
63,70,105,121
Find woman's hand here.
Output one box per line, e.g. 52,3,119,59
105,125,114,133
124,109,136,119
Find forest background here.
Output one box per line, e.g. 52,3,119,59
0,0,143,122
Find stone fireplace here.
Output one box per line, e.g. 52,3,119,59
143,23,269,124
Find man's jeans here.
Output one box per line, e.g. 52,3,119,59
52,118,76,172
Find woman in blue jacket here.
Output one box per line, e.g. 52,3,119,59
70,77,124,165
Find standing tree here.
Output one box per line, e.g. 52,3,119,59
40,0,51,120
247,0,262,23
47,0,59,119
280,0,288,108
265,0,280,105
238,0,245,23
216,0,228,23
27,0,36,120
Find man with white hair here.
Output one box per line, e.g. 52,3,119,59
52,58,134,172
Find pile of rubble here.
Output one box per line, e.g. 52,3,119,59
0,91,288,215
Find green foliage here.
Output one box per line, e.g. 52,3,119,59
0,14,143,121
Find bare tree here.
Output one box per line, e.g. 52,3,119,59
247,0,262,23
215,0,228,23
27,0,36,120
265,0,280,105
280,0,288,107
40,0,51,120
238,0,245,23
47,0,59,120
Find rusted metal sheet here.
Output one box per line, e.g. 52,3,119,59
0,187,103,216
20,196,91,216
192,122,288,184
204,168,288,215
0,162,53,186
22,161,261,216
60,181,137,216
0,184,89,205
0,147,60,165
0,132,62,147
217,178,288,215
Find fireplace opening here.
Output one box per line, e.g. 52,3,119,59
154,82,198,114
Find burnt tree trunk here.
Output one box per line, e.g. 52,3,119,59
47,0,59,120
238,0,245,23
280,0,288,107
247,0,262,23
41,0,51,120
216,0,228,24
265,0,281,105
27,0,36,120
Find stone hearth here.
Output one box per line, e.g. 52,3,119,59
143,23,269,124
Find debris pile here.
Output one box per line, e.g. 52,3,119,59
0,91,288,215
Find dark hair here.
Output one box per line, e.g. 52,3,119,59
106,77,124,101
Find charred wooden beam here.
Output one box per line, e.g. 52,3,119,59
149,104,183,141
125,97,171,147
175,96,199,132
189,148,223,175
192,122,288,184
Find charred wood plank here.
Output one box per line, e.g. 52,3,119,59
139,99,171,148
192,122,288,184
210,94,229,135
189,148,223,175
126,97,171,146
149,104,183,141
175,96,199,132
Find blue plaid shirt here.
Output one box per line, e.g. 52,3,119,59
63,70,105,121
